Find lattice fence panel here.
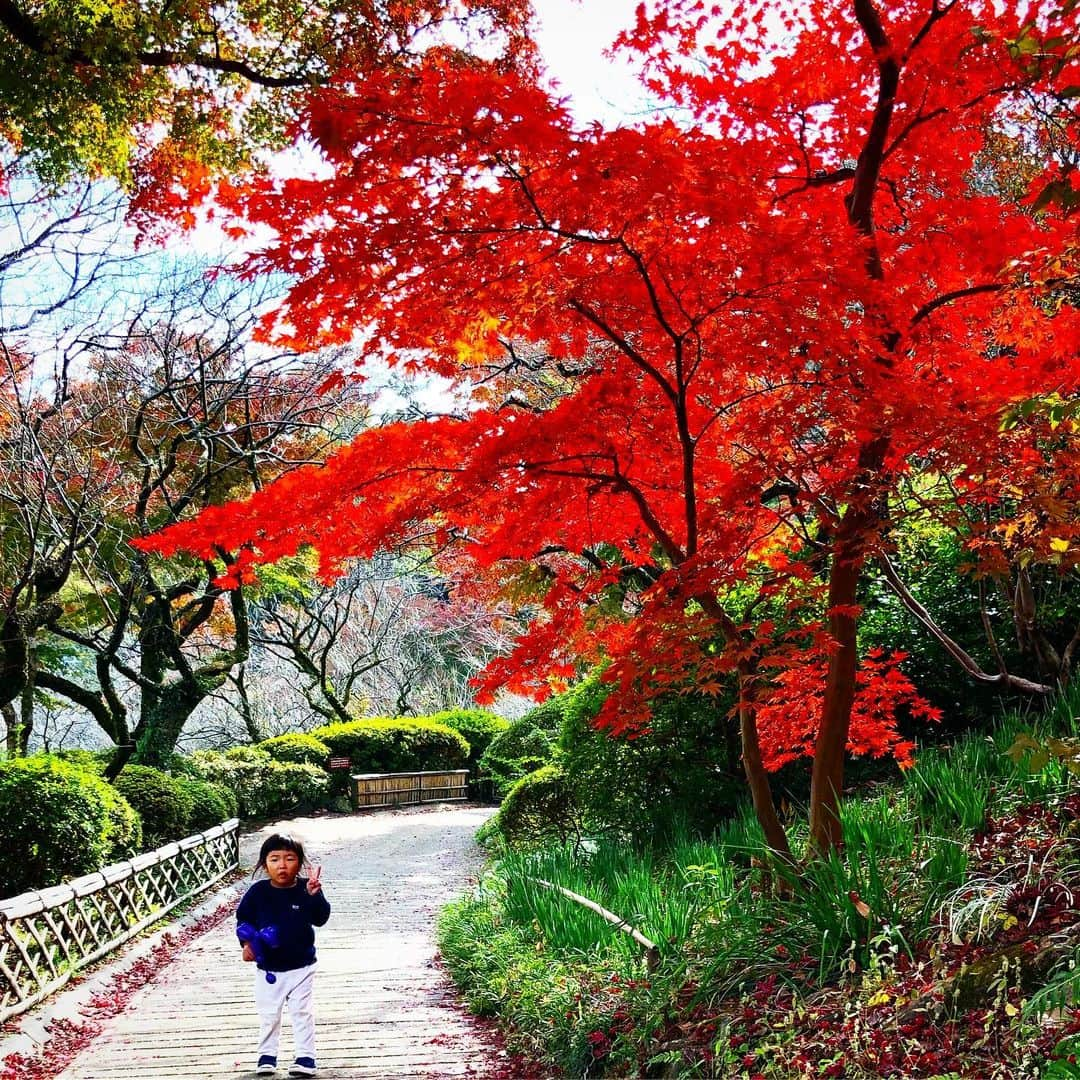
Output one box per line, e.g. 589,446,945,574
0,818,239,1021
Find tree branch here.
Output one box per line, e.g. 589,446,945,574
878,553,1052,694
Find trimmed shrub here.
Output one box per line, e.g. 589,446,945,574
159,753,205,779
174,777,238,832
190,748,330,818
497,765,583,850
309,718,470,774
222,745,270,764
52,748,111,773
258,732,332,767
423,710,510,773
0,756,141,896
112,765,195,848
559,673,744,845
479,699,564,799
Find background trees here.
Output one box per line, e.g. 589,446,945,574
1,269,362,767
247,553,519,725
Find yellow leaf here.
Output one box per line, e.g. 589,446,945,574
1005,1002,1019,1017
1050,537,1070,553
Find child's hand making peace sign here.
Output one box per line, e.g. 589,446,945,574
306,865,323,894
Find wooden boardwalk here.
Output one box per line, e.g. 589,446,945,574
56,805,507,1079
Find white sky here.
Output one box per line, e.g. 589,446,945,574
532,0,648,124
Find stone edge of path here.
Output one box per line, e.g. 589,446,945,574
0,862,248,1065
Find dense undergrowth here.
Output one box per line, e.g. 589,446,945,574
438,705,1080,1078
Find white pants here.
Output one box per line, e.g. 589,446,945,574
253,963,317,1063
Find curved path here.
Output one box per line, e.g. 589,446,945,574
56,804,505,1079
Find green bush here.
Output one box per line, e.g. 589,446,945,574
112,765,195,848
559,673,744,845
438,893,620,1076
497,765,584,849
258,732,332,766
221,745,270,764
158,753,205,779
52,748,112,773
174,777,238,831
0,756,141,896
309,717,470,774
191,748,331,818
479,699,564,798
422,710,509,773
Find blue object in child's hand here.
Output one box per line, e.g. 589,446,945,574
237,921,283,983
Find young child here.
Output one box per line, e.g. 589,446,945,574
237,833,331,1077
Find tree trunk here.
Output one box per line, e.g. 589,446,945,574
803,0,901,855
737,664,795,868
133,682,206,768
130,585,250,768
232,665,265,743
17,673,32,755
104,742,136,781
808,530,864,854
1,650,34,757
0,615,28,713
2,702,17,756
808,437,887,855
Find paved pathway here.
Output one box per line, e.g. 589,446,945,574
56,805,505,1079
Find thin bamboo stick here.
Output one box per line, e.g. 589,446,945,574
531,878,660,970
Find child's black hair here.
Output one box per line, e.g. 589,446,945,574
254,833,307,874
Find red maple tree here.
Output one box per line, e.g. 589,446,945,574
139,0,1080,858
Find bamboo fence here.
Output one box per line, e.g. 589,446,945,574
350,770,469,810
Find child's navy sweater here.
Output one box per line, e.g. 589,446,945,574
236,878,331,972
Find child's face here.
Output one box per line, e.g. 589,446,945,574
264,848,301,887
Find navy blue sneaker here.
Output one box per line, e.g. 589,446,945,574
256,1056,277,1075
289,1059,316,1077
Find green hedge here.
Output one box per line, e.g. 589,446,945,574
0,756,141,896
190,748,330,818
558,674,744,845
479,700,563,799
258,732,332,766
112,765,195,848
309,718,470,774
423,710,509,773
174,776,238,831
496,765,583,849
52,748,112,773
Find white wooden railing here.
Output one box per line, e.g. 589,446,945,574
0,818,239,1021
